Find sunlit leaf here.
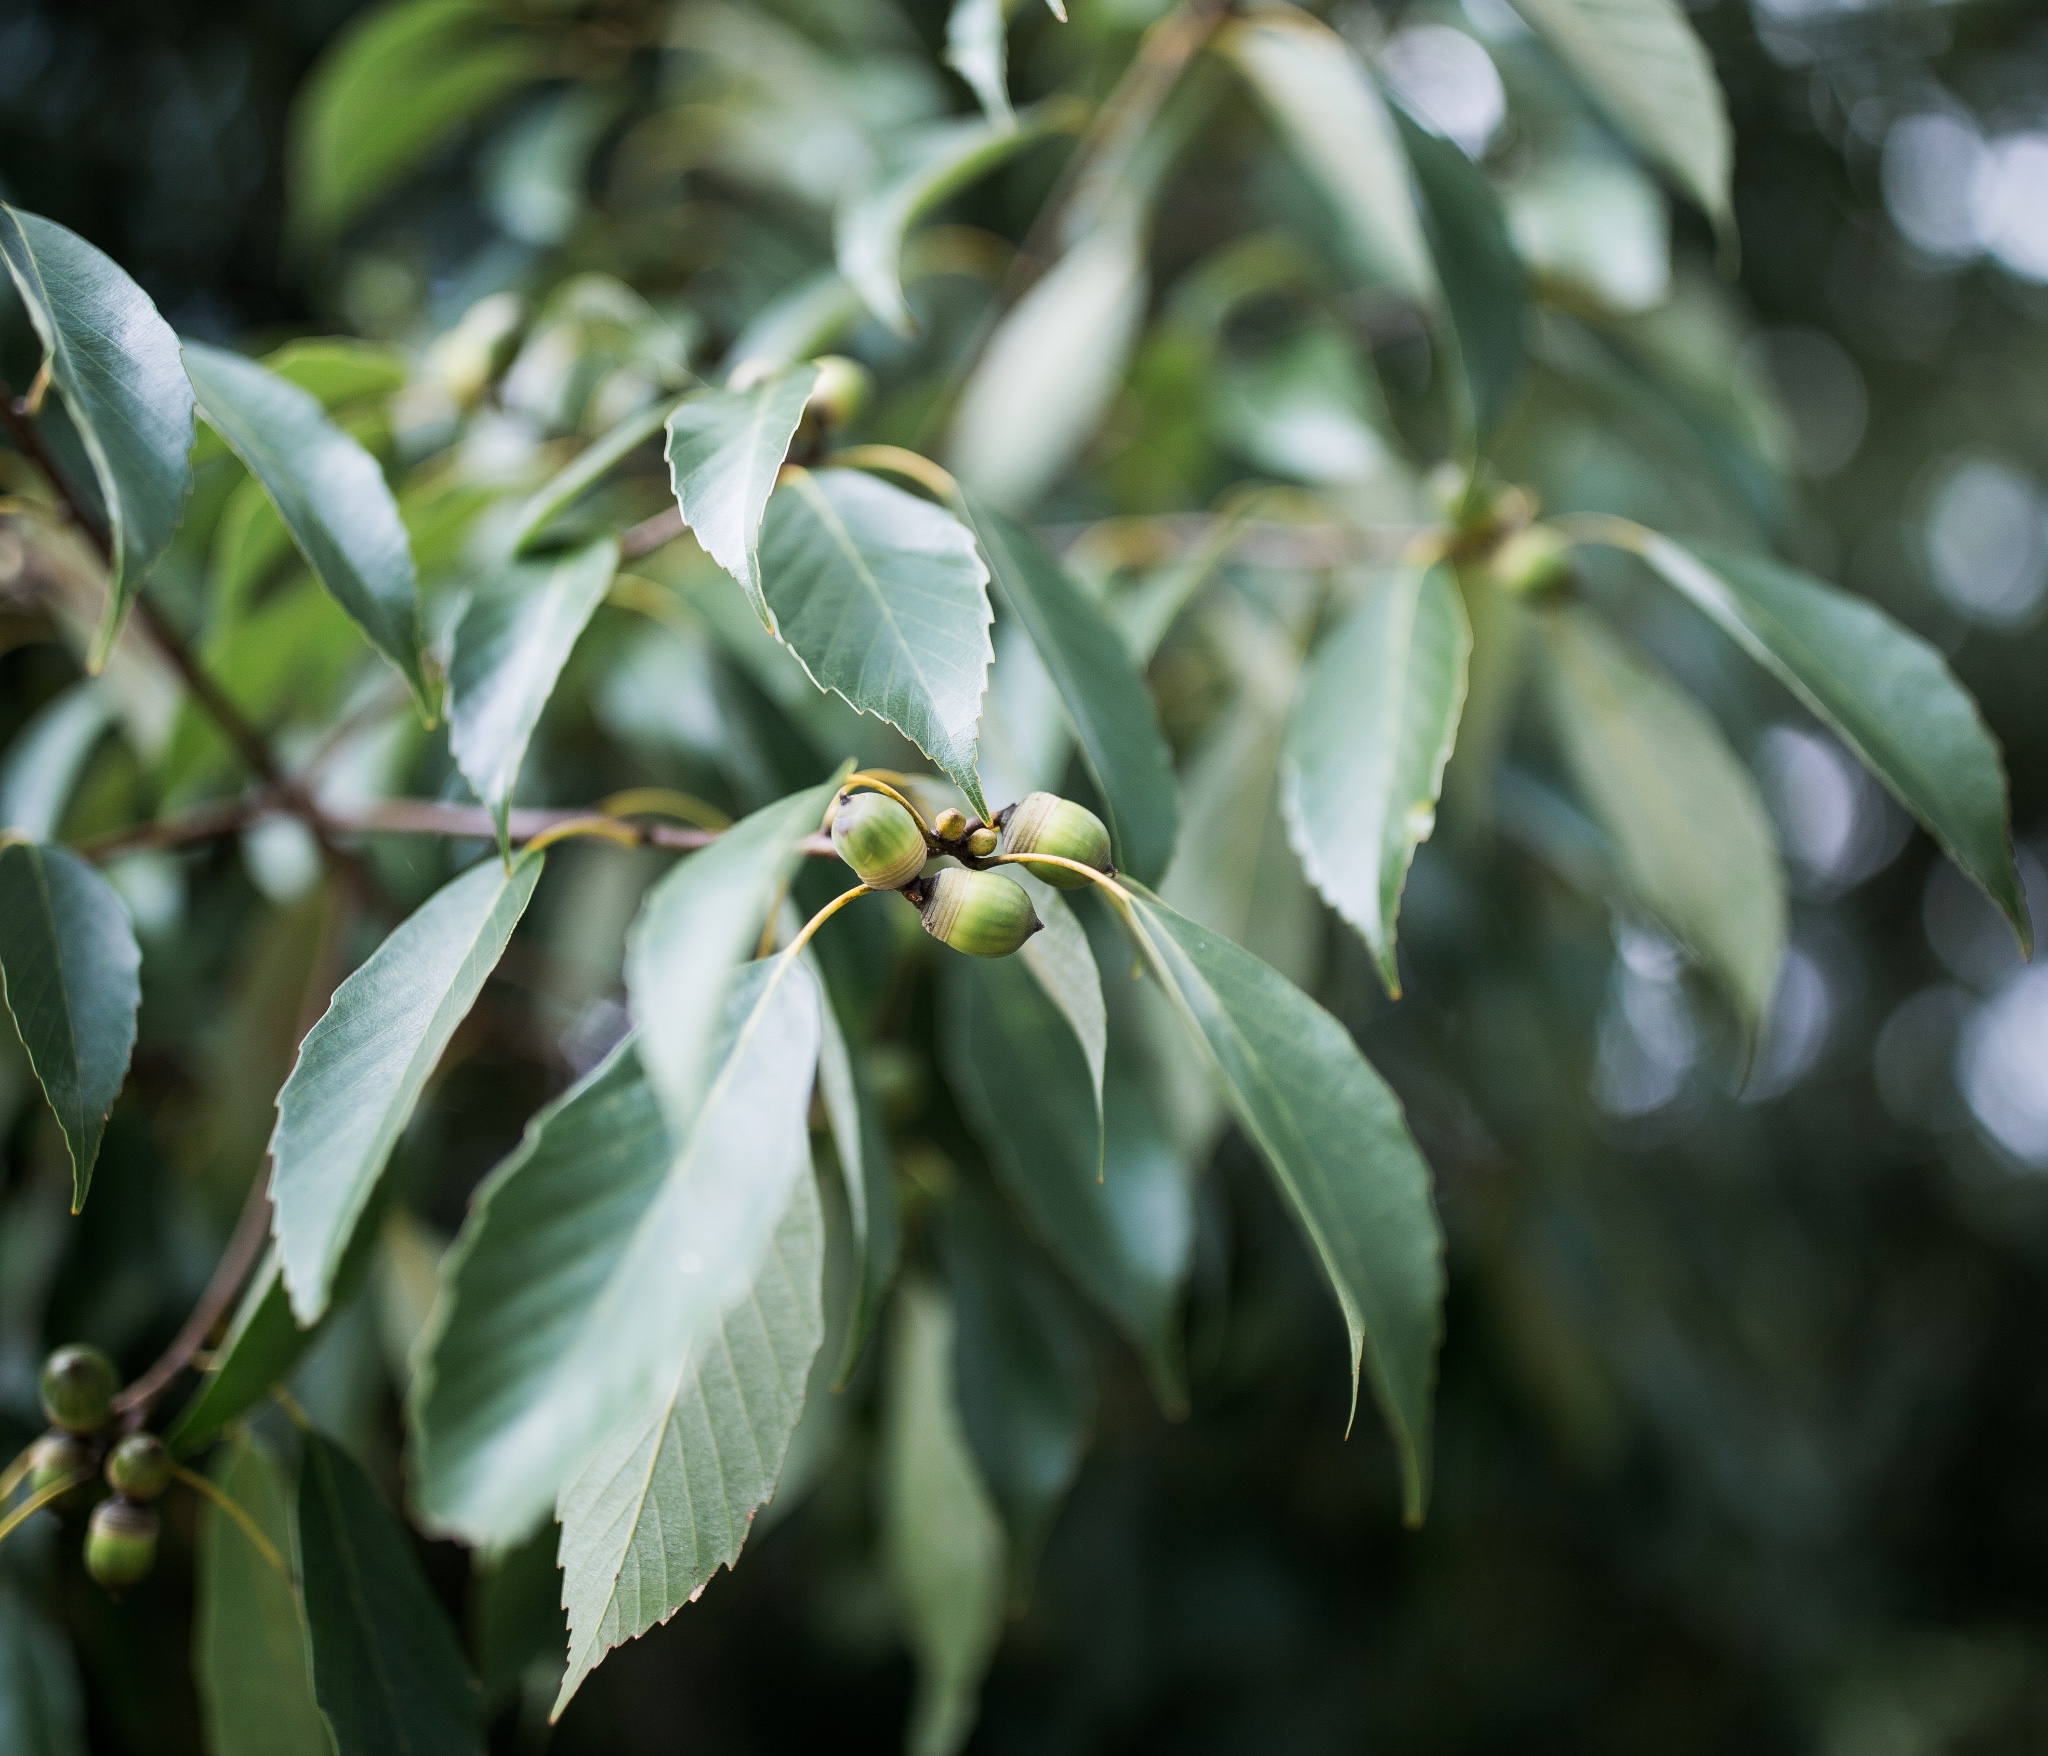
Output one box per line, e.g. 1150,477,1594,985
0,841,139,1211
0,206,195,666
759,471,993,817
271,850,544,1324
298,1431,481,1756
958,496,1179,884
1506,0,1732,232
945,0,1012,125
506,395,679,556
1281,565,1470,996
1125,890,1445,1522
184,341,430,712
1539,605,1786,1033
449,537,618,837
1634,535,2029,953
664,366,818,632
884,1279,1006,1756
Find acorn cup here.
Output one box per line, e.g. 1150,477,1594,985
85,1496,159,1592
995,792,1113,889
830,791,929,891
917,868,1042,958
28,1432,97,1515
105,1433,172,1503
40,1344,118,1436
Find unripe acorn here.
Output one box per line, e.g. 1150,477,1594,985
918,868,1042,958
932,808,969,841
996,792,1112,889
40,1344,118,1436
806,355,873,429
1487,524,1571,597
105,1433,172,1503
831,792,928,890
28,1432,97,1514
965,825,999,858
85,1497,158,1592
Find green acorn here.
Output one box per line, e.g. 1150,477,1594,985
105,1433,172,1503
40,1344,118,1436
917,868,1042,957
28,1432,97,1514
932,808,969,842
995,792,1112,889
807,355,873,428
1487,524,1571,597
85,1496,158,1592
965,825,999,858
830,792,928,891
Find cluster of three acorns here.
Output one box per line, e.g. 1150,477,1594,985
829,787,1113,955
27,1345,170,1592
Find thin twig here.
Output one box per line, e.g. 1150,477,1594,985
619,504,684,559
0,1471,91,1547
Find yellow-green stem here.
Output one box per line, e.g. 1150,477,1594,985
172,1463,289,1582
0,1471,90,1547
825,445,960,502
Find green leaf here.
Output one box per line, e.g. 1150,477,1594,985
1281,566,1471,997
957,496,1180,885
1394,113,1527,442
263,337,410,409
942,954,1188,1404
883,1279,1006,1756
939,1188,1093,1586
506,395,681,558
1539,606,1786,1032
947,212,1148,513
0,682,113,841
1505,0,1732,232
271,850,544,1324
290,0,544,245
759,471,993,817
195,1434,333,1756
945,0,1012,124
1216,12,1434,301
812,963,901,1386
183,341,430,713
413,961,822,1545
552,1162,824,1715
624,780,837,1130
0,1577,85,1756
1016,874,1106,1144
1633,536,2029,953
664,366,818,632
838,110,1063,335
0,841,140,1211
1125,891,1445,1522
298,1431,481,1756
0,206,195,667
448,538,619,837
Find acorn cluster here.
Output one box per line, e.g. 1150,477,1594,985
27,1344,171,1593
827,786,1116,957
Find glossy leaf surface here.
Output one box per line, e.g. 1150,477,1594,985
0,841,140,1210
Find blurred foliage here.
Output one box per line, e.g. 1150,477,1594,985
3,0,2048,1752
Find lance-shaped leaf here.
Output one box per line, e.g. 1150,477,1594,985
551,1164,824,1716
195,1434,332,1756
945,0,1012,124
759,471,993,818
1016,873,1106,1142
1506,0,1732,232
625,779,837,1131
506,395,681,556
958,496,1179,884
413,961,822,1544
664,366,817,632
939,1189,1093,1586
1540,606,1786,1033
942,955,1189,1405
271,850,544,1324
448,537,618,836
0,207,195,667
1395,112,1527,442
184,341,430,713
1125,891,1444,1522
0,682,113,841
299,1431,482,1756
1633,535,2029,952
1216,13,1434,302
884,1279,1006,1756
812,961,901,1386
0,1577,85,1756
0,841,140,1211
1281,566,1470,997
838,110,1065,335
